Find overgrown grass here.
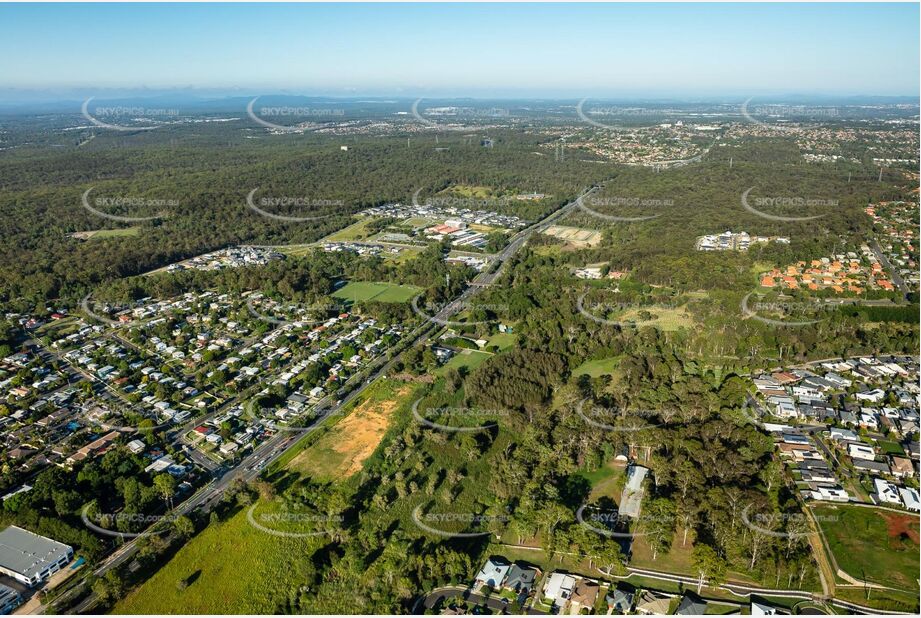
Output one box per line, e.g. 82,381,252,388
113,505,324,614
285,379,419,481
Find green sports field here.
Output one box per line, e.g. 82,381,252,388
331,281,422,303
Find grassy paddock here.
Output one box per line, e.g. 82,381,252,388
812,504,919,593
113,505,323,614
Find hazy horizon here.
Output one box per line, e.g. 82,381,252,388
1,2,918,98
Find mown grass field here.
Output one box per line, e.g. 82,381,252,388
113,504,323,614
813,504,919,593
485,332,517,351
437,349,491,374
331,280,422,303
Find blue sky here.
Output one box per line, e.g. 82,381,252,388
0,2,918,97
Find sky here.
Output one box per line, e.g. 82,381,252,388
0,2,918,98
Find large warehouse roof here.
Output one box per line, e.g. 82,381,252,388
0,526,72,581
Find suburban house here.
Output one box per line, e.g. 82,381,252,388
889,456,914,478
847,443,876,460
852,459,890,475
899,487,921,512
474,556,510,589
570,580,600,612
855,388,885,403
543,572,577,607
503,563,539,595
828,427,859,442
606,587,635,613
812,485,850,502
635,591,671,615
675,593,708,615
752,600,781,615
873,478,902,505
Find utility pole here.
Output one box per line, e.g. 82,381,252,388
729,157,733,169
878,167,883,182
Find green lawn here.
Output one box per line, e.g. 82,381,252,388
437,349,491,374
331,281,422,304
573,356,622,377
876,440,906,456
813,504,919,593
486,332,517,351
583,461,625,500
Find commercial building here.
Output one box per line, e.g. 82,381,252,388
0,526,73,587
